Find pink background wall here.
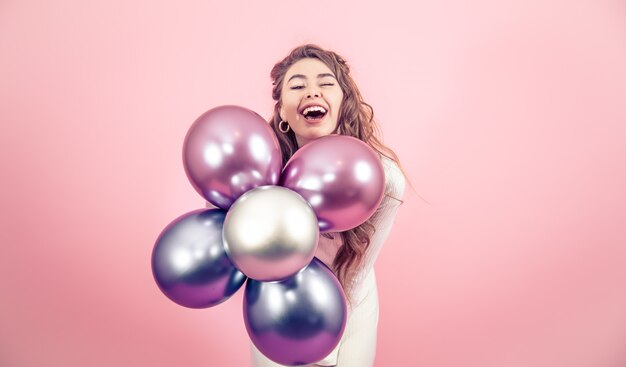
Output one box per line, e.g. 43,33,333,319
1,0,625,366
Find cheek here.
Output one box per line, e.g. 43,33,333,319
283,99,299,115
289,103,300,114
333,92,344,108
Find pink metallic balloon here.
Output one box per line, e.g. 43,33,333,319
183,105,283,210
280,135,385,232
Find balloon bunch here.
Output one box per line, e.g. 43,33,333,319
151,105,385,366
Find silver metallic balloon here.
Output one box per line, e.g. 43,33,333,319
223,186,319,281
151,209,246,308
244,258,347,366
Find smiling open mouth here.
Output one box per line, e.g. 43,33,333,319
302,106,327,122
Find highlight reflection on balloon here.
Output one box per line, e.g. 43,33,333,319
151,209,246,308
244,258,347,366
223,186,319,281
183,105,283,210
280,135,385,232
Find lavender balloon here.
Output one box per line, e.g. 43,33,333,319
183,105,283,210
280,135,385,232
152,209,246,308
244,258,347,366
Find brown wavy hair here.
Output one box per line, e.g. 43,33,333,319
269,44,404,298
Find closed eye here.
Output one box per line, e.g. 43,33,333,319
290,83,334,90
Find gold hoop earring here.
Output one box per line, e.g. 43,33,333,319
278,120,290,133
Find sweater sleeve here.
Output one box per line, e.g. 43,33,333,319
348,156,406,302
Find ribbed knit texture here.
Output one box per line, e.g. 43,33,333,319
251,156,406,367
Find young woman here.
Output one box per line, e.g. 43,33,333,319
250,44,407,367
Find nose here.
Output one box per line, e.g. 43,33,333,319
305,86,321,98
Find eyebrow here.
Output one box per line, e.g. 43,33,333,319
287,73,337,82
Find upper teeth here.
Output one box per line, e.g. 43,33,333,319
303,106,327,115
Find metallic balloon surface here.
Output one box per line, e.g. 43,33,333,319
152,209,246,308
223,186,319,281
244,258,347,366
183,105,283,210
280,135,385,232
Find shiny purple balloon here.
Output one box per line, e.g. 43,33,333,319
183,105,283,210
152,209,246,308
280,135,385,232
244,258,347,366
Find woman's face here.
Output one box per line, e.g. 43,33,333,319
279,58,344,147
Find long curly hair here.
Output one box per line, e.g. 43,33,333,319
268,44,404,297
